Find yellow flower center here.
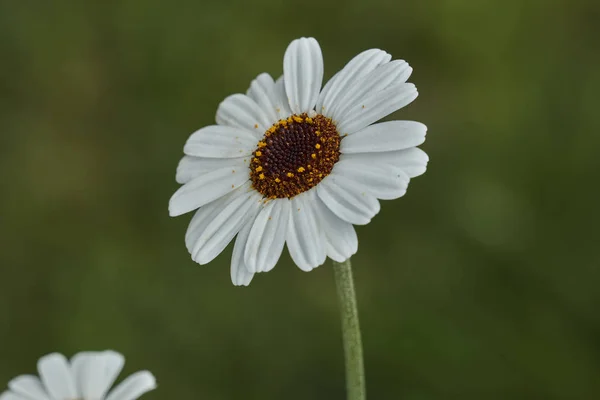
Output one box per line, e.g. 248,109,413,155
250,113,341,199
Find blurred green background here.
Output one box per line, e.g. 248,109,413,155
1,0,599,399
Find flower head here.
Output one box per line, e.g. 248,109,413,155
170,37,428,286
1,351,156,400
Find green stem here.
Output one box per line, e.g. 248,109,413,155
333,258,366,400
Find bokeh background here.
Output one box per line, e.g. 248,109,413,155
1,0,599,399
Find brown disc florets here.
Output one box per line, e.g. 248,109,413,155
250,113,341,199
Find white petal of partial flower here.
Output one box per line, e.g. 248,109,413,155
286,190,326,271
336,83,418,135
331,60,412,122
230,220,255,286
317,174,380,225
340,121,427,153
313,197,358,262
8,375,50,400
284,37,323,114
105,371,156,400
246,73,279,125
339,148,429,178
37,353,78,400
331,159,409,200
71,351,124,400
70,353,94,397
317,49,391,117
244,198,290,273
168,166,249,216
0,392,28,400
183,125,257,158
273,75,293,120
216,93,273,134
191,188,262,265
176,156,249,184
100,352,125,393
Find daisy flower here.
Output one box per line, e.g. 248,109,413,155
1,351,156,400
169,37,428,286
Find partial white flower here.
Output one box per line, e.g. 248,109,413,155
1,351,156,400
170,37,428,286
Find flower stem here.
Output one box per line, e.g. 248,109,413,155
333,258,366,400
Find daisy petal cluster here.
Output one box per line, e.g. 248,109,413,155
169,37,428,286
1,351,156,400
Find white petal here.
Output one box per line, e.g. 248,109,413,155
37,353,77,400
244,198,290,273
331,159,409,200
336,83,418,134
273,75,293,120
316,49,391,117
284,37,323,114
183,125,257,158
184,188,238,254
71,351,124,400
331,60,412,122
314,197,358,262
340,121,427,153
0,392,28,400
340,148,429,178
286,190,326,271
8,376,50,400
390,60,412,84
316,174,380,225
231,220,255,286
391,148,429,177
176,156,248,184
168,166,249,216
105,371,156,400
215,93,272,134
184,183,247,255
314,70,339,113
246,73,273,102
184,188,236,253
190,188,262,265
246,73,279,125
71,353,100,398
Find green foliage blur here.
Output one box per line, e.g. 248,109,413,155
1,0,599,398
